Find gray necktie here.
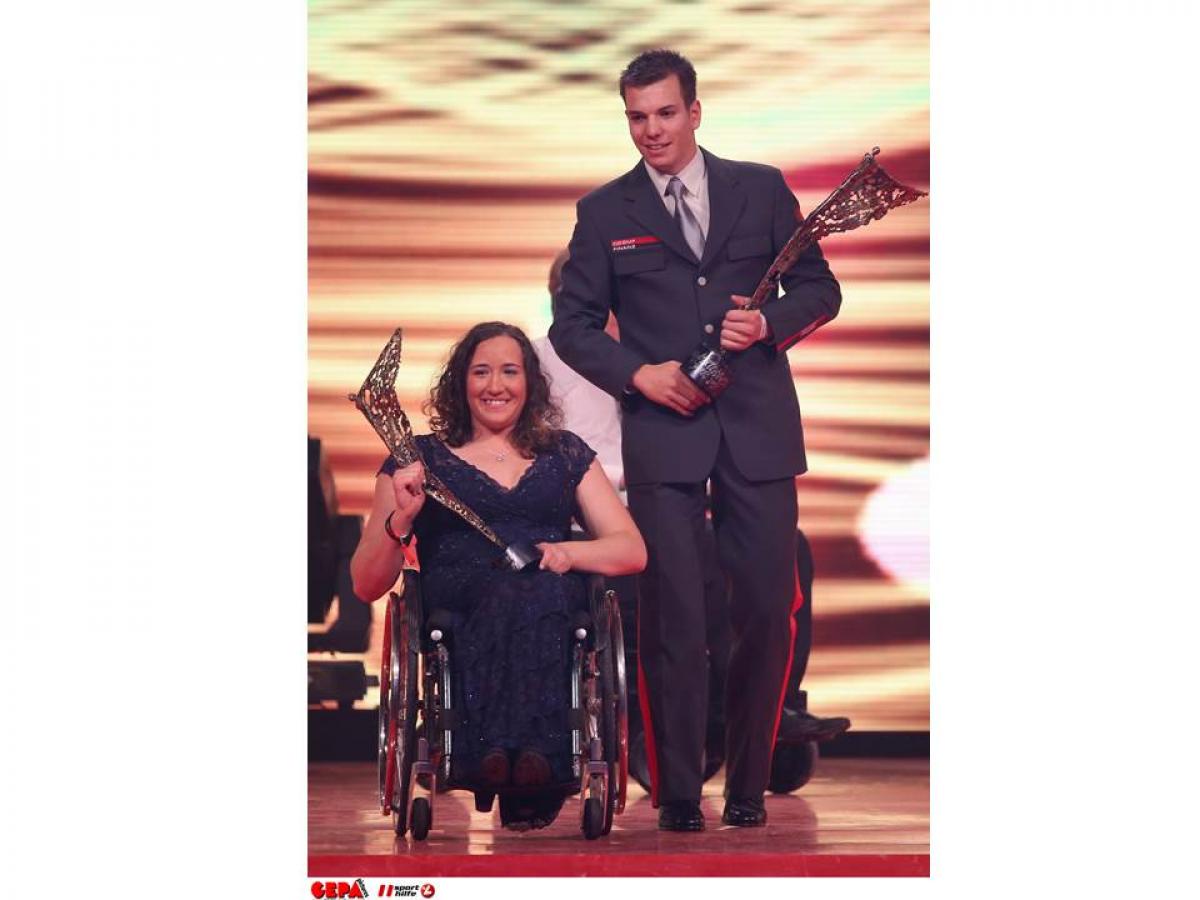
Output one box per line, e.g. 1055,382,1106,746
666,176,705,261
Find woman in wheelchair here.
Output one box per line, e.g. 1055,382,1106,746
352,321,646,831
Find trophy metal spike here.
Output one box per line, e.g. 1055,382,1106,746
349,327,543,572
682,147,927,398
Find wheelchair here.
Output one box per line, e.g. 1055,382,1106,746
378,569,629,841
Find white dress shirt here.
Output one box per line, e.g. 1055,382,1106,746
644,149,709,240
643,149,769,341
532,335,625,495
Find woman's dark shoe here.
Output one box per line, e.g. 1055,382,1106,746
721,796,767,827
512,749,553,787
480,748,510,787
499,791,567,831
658,801,705,832
528,794,565,830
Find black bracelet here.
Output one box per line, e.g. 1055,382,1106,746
384,510,414,546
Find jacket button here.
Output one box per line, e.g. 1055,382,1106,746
704,324,715,334
697,276,707,286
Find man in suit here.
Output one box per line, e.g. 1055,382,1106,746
550,49,842,830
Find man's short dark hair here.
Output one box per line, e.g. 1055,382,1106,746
619,49,697,106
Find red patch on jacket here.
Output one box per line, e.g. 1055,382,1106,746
611,235,661,252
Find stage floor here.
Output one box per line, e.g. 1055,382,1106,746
309,758,929,877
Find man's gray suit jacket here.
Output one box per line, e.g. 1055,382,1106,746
550,148,841,486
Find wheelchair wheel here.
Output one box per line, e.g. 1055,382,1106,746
380,573,421,835
410,797,432,841
768,740,819,794
607,590,629,818
597,589,628,834
378,593,396,813
594,606,617,835
582,797,604,840
578,583,627,839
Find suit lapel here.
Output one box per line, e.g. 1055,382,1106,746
699,148,745,270
620,162,697,264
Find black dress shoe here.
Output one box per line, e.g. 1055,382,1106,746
776,707,852,743
722,796,767,827
658,801,705,832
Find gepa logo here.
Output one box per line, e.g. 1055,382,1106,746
311,880,370,899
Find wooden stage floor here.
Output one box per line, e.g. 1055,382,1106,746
309,758,929,877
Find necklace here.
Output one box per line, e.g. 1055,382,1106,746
474,442,508,463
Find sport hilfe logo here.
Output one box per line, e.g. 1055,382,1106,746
378,885,422,897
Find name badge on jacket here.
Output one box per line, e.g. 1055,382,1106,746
611,236,661,253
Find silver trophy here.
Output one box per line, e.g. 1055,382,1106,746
682,147,927,398
349,327,542,571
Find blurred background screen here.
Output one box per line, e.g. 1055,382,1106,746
309,0,929,731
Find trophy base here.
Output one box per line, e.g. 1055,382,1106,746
682,344,732,399
501,541,543,572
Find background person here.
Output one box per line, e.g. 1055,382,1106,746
532,248,624,494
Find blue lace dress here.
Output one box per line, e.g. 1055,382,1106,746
379,430,596,789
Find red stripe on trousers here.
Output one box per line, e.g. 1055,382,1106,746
636,632,661,808
769,562,806,746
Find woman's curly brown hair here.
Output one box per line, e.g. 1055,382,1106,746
424,322,563,457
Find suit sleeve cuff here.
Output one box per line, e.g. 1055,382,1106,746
612,352,645,398
758,314,772,342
